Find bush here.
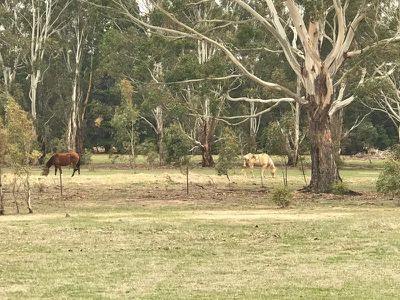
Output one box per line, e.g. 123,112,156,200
164,124,191,165
331,181,351,195
216,128,240,181
390,144,400,160
376,161,400,205
79,149,93,165
146,151,159,166
272,187,292,208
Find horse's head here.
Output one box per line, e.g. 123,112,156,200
42,167,50,176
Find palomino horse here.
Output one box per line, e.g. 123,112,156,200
242,153,277,179
42,151,81,177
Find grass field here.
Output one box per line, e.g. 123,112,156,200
0,155,399,299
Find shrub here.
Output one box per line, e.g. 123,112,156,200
390,144,400,161
331,181,351,195
80,149,93,165
376,161,400,205
146,151,159,166
272,187,292,208
164,124,191,165
216,127,240,182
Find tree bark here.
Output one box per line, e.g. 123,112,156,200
0,166,4,215
153,106,165,165
201,142,214,167
200,98,215,167
307,101,337,192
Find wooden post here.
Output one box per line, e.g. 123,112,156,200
59,171,63,198
186,165,189,195
260,171,264,188
0,166,4,215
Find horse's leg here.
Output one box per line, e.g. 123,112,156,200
261,165,266,180
72,166,75,177
54,166,57,175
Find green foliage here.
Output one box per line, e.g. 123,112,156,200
272,187,292,208
110,80,139,155
390,144,400,160
146,151,159,167
136,139,157,155
49,137,68,153
5,97,37,168
164,124,192,165
342,121,379,154
376,161,400,200
0,120,8,165
80,149,93,165
263,121,286,155
216,128,240,180
331,182,351,195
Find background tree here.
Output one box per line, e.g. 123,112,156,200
216,127,240,183
5,97,38,213
0,0,26,95
110,79,139,166
0,120,8,215
63,0,99,153
164,123,192,166
359,67,400,143
25,0,72,120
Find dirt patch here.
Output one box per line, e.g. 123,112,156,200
187,210,353,221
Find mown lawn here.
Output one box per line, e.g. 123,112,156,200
0,157,398,299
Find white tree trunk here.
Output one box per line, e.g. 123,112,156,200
152,106,164,165
0,166,4,215
28,0,70,120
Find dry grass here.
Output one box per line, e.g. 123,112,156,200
0,161,398,299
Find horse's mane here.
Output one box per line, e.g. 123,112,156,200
45,154,55,168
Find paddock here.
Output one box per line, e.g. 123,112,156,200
0,155,398,299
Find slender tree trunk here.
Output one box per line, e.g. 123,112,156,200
200,120,215,167
201,143,214,167
67,79,80,151
292,82,302,166
153,106,165,165
25,173,33,213
249,102,259,152
331,109,343,163
77,55,94,154
200,98,215,167
397,126,400,144
0,166,4,215
12,176,19,214
29,71,40,120
67,33,83,152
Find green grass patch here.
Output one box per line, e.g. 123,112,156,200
0,157,397,298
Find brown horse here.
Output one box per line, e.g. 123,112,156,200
42,151,81,177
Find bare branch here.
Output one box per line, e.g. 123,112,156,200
227,94,297,105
